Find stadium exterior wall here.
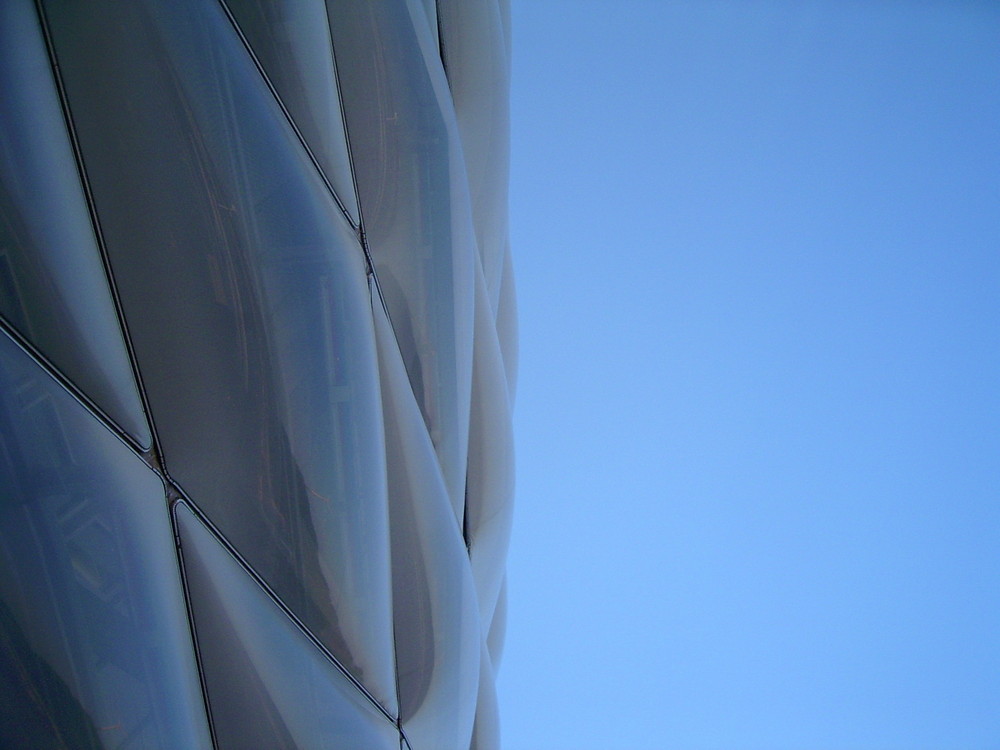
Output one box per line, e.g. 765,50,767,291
0,1,515,747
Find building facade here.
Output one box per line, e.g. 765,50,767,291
0,0,515,747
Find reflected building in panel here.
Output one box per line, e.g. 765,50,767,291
0,1,515,747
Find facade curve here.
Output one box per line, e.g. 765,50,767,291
0,0,515,748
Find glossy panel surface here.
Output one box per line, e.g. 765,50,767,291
175,503,399,750
328,0,476,523
3,0,516,745
224,0,360,224
40,0,396,713
373,298,480,750
0,330,210,749
0,0,149,447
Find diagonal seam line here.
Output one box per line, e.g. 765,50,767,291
0,322,152,465
29,0,400,737
170,493,400,726
31,0,163,466
166,490,222,750
3,300,398,731
324,2,395,280
215,0,360,235
435,0,449,83
322,0,370,255
366,277,406,735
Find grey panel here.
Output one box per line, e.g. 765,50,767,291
0,0,150,448
327,0,476,524
224,0,361,224
465,260,514,634
373,299,479,750
0,330,211,749
39,0,397,714
175,503,399,750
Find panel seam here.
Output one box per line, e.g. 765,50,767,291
31,0,165,472
215,0,361,235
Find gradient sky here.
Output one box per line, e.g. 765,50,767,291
497,2,1000,748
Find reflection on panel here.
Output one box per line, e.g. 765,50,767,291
373,298,480,750
224,0,361,224
40,0,397,714
328,0,476,524
4,0,516,745
0,330,211,749
0,0,150,448
175,503,400,750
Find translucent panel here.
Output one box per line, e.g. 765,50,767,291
40,0,396,713
465,262,514,632
0,330,211,749
437,0,511,312
224,0,360,224
174,504,400,750
327,0,476,524
0,0,150,448
373,299,479,750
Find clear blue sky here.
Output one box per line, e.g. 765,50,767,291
497,2,1000,748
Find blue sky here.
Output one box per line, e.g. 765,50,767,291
498,2,1000,748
